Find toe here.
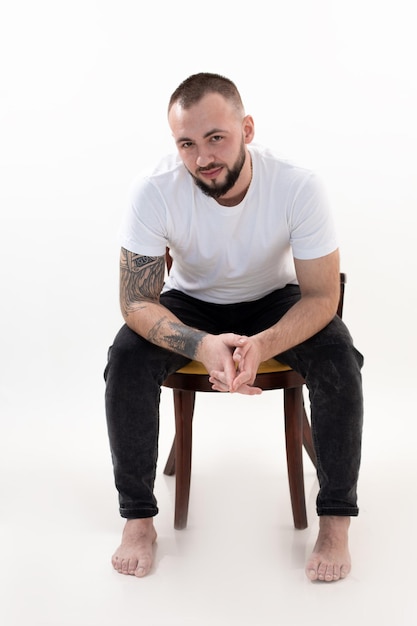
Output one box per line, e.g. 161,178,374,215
135,556,151,578
135,566,146,578
324,566,335,582
128,559,139,575
112,555,121,572
305,559,319,581
307,567,318,581
306,561,318,580
317,562,328,581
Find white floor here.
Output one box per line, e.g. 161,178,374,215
1,380,415,626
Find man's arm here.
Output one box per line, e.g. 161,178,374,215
119,247,206,358
119,248,251,389
212,249,341,392
259,248,341,357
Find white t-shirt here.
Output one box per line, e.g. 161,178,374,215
119,144,338,304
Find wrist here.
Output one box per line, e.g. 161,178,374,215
194,331,210,362
255,329,278,362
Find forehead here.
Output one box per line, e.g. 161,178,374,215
168,93,241,139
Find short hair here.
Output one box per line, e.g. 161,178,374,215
168,72,244,115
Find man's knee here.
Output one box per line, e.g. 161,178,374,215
104,324,190,385
104,325,151,383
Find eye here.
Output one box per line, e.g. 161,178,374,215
181,141,194,149
210,135,223,142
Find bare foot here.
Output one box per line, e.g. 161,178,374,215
305,516,351,582
112,518,157,577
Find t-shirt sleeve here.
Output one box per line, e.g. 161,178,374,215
289,173,338,260
118,176,168,257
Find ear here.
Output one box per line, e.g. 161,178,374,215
242,115,255,144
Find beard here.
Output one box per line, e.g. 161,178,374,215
189,140,247,199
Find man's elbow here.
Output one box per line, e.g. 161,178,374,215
327,289,340,320
119,298,145,324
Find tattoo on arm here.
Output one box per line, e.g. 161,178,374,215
148,319,207,359
120,248,165,316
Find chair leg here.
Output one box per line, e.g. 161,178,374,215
172,389,195,530
163,438,176,476
302,405,317,468
284,386,308,530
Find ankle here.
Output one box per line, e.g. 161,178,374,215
320,515,350,529
123,517,156,537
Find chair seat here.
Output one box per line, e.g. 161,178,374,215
176,358,292,376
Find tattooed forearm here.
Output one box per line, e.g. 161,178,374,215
120,248,165,316
148,319,207,359
164,324,207,359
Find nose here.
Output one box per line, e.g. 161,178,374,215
196,149,215,168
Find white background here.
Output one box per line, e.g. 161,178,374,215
1,1,416,625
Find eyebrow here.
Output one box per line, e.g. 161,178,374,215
176,128,229,144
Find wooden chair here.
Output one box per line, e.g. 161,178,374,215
162,251,346,530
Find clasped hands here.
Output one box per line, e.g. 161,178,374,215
197,333,263,396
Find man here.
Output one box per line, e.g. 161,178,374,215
104,73,364,582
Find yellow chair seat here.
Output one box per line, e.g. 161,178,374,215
176,358,292,375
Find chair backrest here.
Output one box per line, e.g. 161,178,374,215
337,274,346,318
165,248,346,319
165,248,173,273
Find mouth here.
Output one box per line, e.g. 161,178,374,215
198,166,223,180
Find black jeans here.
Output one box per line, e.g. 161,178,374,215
104,286,364,519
